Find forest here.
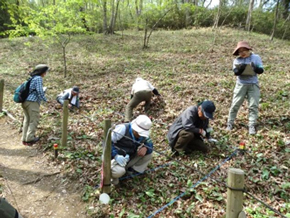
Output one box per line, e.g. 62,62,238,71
0,0,290,218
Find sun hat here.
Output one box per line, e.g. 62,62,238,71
233,41,252,56
201,101,216,120
131,115,152,138
30,64,49,76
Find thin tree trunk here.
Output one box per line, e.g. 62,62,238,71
213,0,222,29
103,0,108,34
246,0,254,31
108,0,116,34
270,0,280,41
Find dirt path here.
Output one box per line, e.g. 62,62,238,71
0,117,87,218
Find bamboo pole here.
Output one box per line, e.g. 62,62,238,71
0,79,4,112
226,168,245,218
61,100,68,148
101,119,111,193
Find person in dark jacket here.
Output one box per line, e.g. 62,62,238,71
0,198,23,218
167,100,217,155
110,115,153,185
56,86,80,109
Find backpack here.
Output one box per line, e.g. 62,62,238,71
13,77,34,103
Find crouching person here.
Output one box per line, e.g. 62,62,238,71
167,100,217,155
111,115,153,185
56,86,80,110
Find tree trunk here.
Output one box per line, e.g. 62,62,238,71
113,0,121,31
213,0,222,29
246,0,254,31
107,0,116,34
103,0,108,34
270,0,280,41
135,0,143,30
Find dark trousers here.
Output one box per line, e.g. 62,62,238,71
173,130,209,153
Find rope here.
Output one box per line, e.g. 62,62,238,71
147,150,237,218
244,191,287,218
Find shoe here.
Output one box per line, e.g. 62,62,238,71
26,137,40,145
226,123,233,131
127,167,140,176
249,125,256,135
22,141,33,146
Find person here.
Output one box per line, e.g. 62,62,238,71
110,115,153,185
56,86,80,109
125,77,161,122
22,64,48,146
227,41,264,135
0,198,23,218
167,100,217,155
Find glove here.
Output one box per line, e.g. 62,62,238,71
200,129,206,137
208,138,218,144
251,62,264,74
114,155,127,167
125,154,130,162
233,64,247,75
137,146,147,156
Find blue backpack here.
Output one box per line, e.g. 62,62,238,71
13,77,34,103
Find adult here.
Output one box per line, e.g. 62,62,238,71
22,64,48,146
0,198,23,218
227,41,264,135
125,77,161,122
110,115,153,185
167,100,217,155
56,86,80,109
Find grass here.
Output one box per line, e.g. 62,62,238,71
0,27,290,217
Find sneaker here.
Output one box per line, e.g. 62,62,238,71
22,141,33,146
226,123,233,131
26,137,40,145
249,125,256,135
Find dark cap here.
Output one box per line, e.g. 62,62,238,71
201,101,216,120
72,86,79,93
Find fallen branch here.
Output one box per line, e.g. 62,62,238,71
2,109,21,124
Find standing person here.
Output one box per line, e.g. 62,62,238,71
110,115,153,185
227,41,264,135
56,86,80,109
125,77,161,122
22,64,48,146
167,100,217,155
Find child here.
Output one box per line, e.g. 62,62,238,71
227,41,264,135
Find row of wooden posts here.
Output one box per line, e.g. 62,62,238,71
0,79,245,218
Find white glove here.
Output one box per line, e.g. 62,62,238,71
200,129,206,137
206,127,213,133
208,138,218,144
115,155,127,167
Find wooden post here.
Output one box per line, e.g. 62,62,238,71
0,79,4,112
101,119,111,194
226,168,245,218
61,100,69,148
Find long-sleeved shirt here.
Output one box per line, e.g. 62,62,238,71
26,76,47,104
111,123,153,158
233,53,263,85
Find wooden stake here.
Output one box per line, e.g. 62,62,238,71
61,100,68,148
226,168,245,218
101,119,111,194
0,79,4,112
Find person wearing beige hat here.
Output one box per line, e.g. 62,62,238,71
110,115,154,185
22,64,49,146
227,41,264,135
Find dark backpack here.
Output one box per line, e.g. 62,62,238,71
13,77,34,103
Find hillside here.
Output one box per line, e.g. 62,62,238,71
0,28,289,217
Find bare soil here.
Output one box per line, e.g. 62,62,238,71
0,117,87,218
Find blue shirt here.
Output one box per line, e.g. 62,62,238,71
26,76,47,104
233,53,263,85
111,123,153,158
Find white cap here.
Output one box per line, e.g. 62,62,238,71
131,115,152,138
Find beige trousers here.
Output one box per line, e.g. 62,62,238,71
111,153,153,179
21,101,40,142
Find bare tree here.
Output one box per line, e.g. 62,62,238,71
246,0,255,31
